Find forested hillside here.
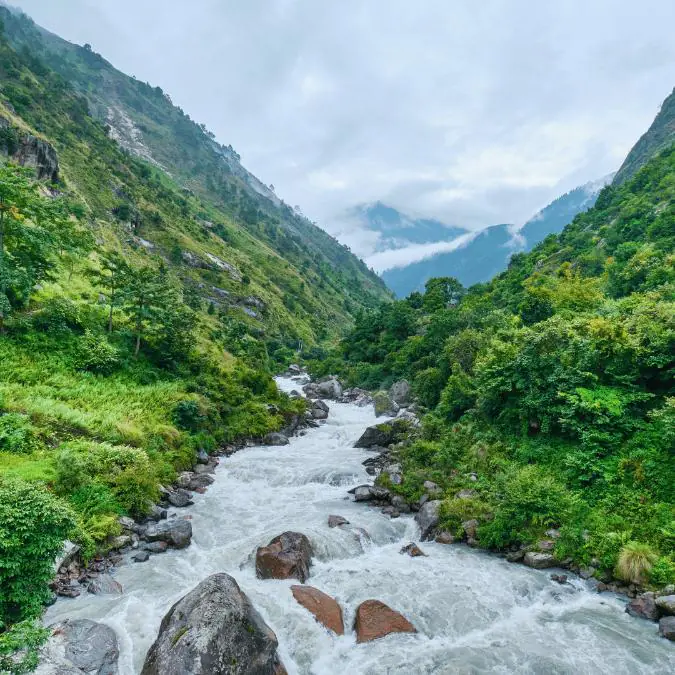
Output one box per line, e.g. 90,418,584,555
0,7,388,665
313,142,675,587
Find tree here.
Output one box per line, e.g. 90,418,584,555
0,477,76,625
88,252,128,333
423,277,465,312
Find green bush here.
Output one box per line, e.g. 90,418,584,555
0,478,76,625
31,298,82,333
649,556,675,586
74,330,120,374
0,620,49,675
0,414,41,454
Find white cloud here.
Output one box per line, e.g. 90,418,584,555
14,0,675,258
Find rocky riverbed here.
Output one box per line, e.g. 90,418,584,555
40,374,674,674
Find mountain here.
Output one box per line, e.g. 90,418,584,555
519,175,613,250
0,5,390,340
377,175,611,297
350,201,467,252
381,224,515,296
613,87,675,184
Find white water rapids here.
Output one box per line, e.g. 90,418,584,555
45,377,674,674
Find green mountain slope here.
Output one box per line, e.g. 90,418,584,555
613,87,675,184
318,130,675,588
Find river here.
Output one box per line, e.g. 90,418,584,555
45,377,674,674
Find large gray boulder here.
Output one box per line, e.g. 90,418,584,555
145,519,192,549
354,422,396,449
415,500,442,540
141,573,286,674
36,619,119,675
373,391,399,417
655,594,675,616
523,552,557,569
263,432,289,446
389,380,411,406
316,378,342,400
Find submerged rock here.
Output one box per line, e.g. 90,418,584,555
328,515,349,528
256,532,313,582
36,619,119,675
141,573,285,674
400,543,426,557
291,585,344,635
354,600,417,643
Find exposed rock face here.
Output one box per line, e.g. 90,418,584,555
141,573,285,675
626,592,659,621
655,594,675,616
389,380,410,406
256,532,313,582
659,616,675,641
328,515,349,528
523,552,556,569
36,619,119,675
400,543,426,557
415,500,442,541
290,585,344,635
373,391,399,417
263,432,289,446
354,600,417,643
0,118,59,181
144,519,193,549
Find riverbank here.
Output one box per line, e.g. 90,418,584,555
40,375,674,673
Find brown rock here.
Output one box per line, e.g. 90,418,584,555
256,532,313,582
291,585,344,635
399,543,426,557
435,531,455,544
626,592,659,621
354,600,417,643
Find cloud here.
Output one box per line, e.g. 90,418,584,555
14,0,675,259
366,232,478,273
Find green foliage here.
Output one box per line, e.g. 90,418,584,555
0,620,48,675
0,478,76,625
74,330,120,374
0,414,41,454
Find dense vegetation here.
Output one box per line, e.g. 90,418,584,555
313,144,675,587
0,9,386,666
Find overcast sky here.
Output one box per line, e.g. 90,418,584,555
13,0,675,264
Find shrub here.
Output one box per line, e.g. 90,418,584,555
0,620,49,675
615,541,658,585
31,298,82,333
649,556,675,587
0,414,41,454
0,478,76,625
73,330,119,374
172,398,206,432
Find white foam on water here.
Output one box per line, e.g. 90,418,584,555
45,377,675,674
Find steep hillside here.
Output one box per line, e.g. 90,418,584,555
315,137,675,591
0,5,390,336
614,87,675,184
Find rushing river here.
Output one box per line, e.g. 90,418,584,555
46,377,674,674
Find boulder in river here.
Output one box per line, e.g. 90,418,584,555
144,518,193,549
263,432,290,446
291,585,344,635
659,616,675,641
354,422,396,449
354,600,417,643
373,391,399,417
400,543,426,557
315,377,342,399
256,532,313,582
626,592,659,620
415,500,442,541
167,489,193,508
328,515,349,528
87,574,123,595
655,594,675,616
36,619,119,675
523,552,557,569
141,573,286,675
